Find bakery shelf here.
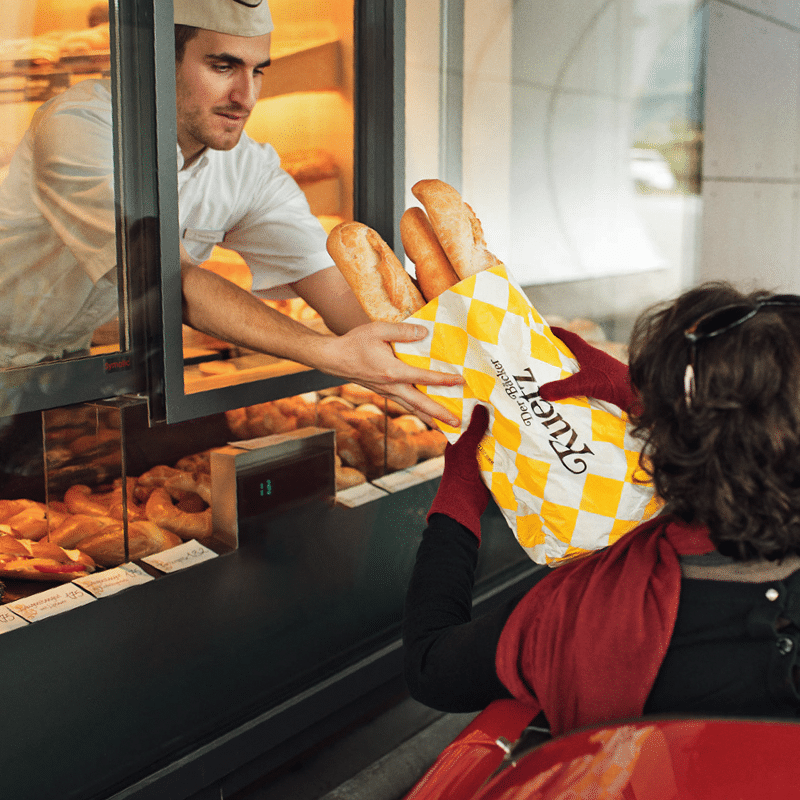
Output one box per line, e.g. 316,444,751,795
0,51,111,103
184,357,313,394
260,37,343,98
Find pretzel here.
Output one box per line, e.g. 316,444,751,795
163,471,212,506
174,450,212,475
145,488,212,540
133,465,184,503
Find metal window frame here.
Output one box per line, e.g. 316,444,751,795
148,0,407,425
0,0,157,421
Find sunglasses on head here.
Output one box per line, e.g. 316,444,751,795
683,294,800,407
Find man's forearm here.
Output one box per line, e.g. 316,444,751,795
181,262,331,363
181,260,464,427
290,264,370,335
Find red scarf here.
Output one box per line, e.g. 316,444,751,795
495,514,715,736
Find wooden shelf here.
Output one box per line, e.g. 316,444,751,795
260,38,342,98
184,357,312,394
0,51,110,103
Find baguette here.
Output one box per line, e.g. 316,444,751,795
411,179,501,280
400,207,460,302
327,221,425,323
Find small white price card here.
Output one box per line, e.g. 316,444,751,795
335,482,389,508
372,456,445,493
0,605,28,634
7,583,95,623
74,563,154,598
141,540,218,574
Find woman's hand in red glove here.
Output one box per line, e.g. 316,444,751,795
539,327,640,415
427,404,491,542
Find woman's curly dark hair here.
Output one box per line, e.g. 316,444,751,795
627,281,800,561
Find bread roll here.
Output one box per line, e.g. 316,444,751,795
410,428,448,460
280,149,339,184
336,465,366,490
64,484,113,516
411,179,501,280
4,504,66,541
48,513,114,548
77,521,182,567
400,206,460,302
327,221,425,322
145,489,212,541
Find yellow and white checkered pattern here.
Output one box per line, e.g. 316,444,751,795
394,265,661,564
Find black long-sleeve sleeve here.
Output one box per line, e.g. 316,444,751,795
402,513,550,712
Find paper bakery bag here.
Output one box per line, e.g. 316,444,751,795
394,264,662,565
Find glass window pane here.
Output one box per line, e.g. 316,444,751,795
405,0,703,343
171,0,356,407
0,1,122,371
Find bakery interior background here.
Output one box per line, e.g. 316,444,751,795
405,0,800,344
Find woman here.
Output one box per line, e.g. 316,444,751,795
403,282,800,736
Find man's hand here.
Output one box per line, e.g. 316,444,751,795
294,267,464,427
312,321,464,428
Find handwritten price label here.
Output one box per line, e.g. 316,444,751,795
141,540,218,574
6,584,95,623
75,563,154,597
0,605,28,634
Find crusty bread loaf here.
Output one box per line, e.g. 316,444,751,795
280,148,339,184
400,207,460,302
48,513,114,548
327,221,425,323
411,179,501,280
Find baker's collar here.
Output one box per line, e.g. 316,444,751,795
176,144,210,172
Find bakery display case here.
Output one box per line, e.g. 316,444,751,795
0,2,540,800
0,0,146,420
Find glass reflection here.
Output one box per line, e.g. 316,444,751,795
0,1,118,370
405,0,703,346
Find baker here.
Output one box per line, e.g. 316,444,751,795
0,0,461,427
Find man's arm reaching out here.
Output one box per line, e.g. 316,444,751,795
180,259,464,427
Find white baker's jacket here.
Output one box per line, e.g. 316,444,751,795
0,79,331,368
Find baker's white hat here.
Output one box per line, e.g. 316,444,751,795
174,0,274,37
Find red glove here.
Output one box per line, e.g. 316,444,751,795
427,404,491,542
539,327,640,414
